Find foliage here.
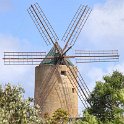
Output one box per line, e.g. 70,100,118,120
0,83,42,124
87,71,124,123
75,111,98,124
1,71,124,124
44,108,69,124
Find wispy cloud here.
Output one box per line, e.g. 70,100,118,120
79,0,124,90
0,34,35,97
77,1,124,112
84,0,124,50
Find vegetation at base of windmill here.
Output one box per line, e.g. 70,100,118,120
0,83,43,124
43,108,69,124
1,71,124,124
42,112,51,124
85,71,124,123
74,111,99,124
74,111,124,124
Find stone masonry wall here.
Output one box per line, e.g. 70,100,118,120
35,64,78,118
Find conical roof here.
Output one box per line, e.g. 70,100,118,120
41,44,74,66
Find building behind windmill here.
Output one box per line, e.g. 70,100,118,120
35,45,78,117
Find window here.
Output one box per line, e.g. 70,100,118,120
72,88,75,93
61,71,66,76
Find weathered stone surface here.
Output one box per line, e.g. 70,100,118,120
35,64,78,117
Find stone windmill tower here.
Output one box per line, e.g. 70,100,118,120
3,3,119,118
35,47,78,117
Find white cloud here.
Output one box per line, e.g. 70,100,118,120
0,34,35,97
78,0,124,114
79,0,124,87
107,62,124,74
83,0,124,50
85,62,124,89
78,0,124,109
88,67,105,82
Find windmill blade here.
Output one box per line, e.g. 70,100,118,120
38,61,62,109
62,5,92,53
66,66,91,107
75,50,119,54
39,64,67,110
27,3,59,46
76,58,119,63
3,52,55,65
66,69,89,108
63,58,91,108
72,67,91,97
39,66,58,109
56,66,75,114
55,64,89,109
74,50,119,63
39,65,58,100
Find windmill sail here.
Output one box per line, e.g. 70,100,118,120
27,3,59,45
62,5,91,53
63,58,91,108
39,66,59,109
75,50,119,63
3,52,46,65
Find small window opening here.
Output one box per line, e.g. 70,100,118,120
61,71,66,76
72,88,75,93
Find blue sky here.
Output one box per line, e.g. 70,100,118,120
0,0,124,115
0,0,105,47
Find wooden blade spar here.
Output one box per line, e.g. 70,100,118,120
3,49,119,65
3,52,47,65
63,58,91,108
27,3,59,46
74,50,119,63
62,5,92,53
39,66,59,109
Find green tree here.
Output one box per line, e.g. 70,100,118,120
0,83,42,124
48,108,69,124
87,71,124,123
75,111,99,124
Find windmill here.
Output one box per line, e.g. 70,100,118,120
3,3,119,118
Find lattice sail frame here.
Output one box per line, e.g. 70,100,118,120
4,52,46,65
62,5,92,53
75,50,119,63
27,3,59,45
3,50,119,65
